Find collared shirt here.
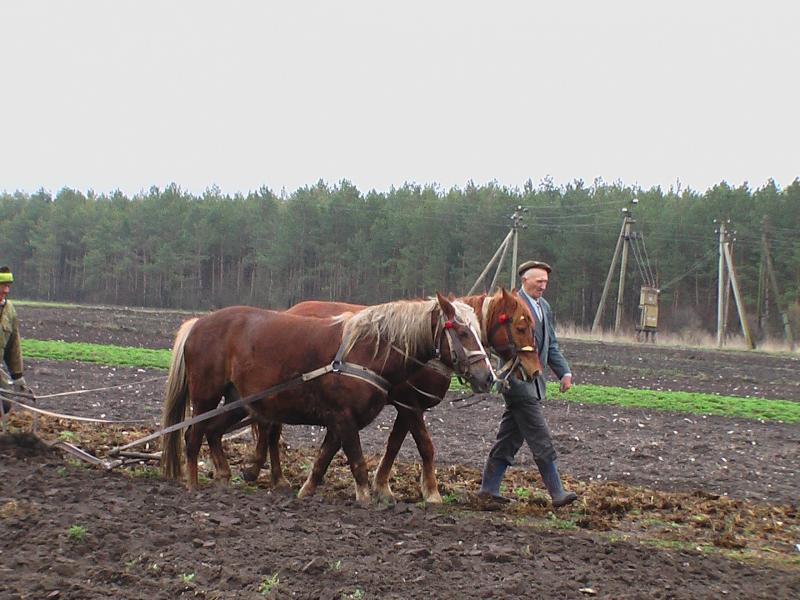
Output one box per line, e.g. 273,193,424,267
520,289,543,321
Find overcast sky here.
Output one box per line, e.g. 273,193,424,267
2,1,798,197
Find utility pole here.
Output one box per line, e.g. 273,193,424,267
759,216,796,350
614,208,635,332
716,220,754,349
468,206,527,295
592,198,637,333
509,205,528,289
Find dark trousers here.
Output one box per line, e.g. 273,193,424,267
486,377,557,466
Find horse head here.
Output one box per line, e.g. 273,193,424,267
486,288,543,384
434,292,495,393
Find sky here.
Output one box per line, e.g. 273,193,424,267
1,1,798,197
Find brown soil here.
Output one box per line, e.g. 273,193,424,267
1,304,798,599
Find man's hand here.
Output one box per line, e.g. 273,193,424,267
11,377,32,395
559,374,572,393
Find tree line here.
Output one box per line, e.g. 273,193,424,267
1,179,798,340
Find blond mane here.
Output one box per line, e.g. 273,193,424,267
342,297,479,359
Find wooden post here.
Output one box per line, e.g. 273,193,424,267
762,217,796,350
468,229,513,295
489,233,511,292
614,214,634,332
592,218,626,332
717,222,726,347
721,230,754,349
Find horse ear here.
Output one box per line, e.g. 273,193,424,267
436,291,457,320
447,292,457,301
500,287,513,304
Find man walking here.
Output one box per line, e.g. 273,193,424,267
478,260,578,508
1,266,32,415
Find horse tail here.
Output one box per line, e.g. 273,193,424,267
161,317,198,480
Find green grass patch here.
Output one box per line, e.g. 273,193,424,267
548,382,800,423
19,337,799,422
21,339,170,369
12,299,80,309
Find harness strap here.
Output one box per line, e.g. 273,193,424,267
109,353,391,456
405,382,445,404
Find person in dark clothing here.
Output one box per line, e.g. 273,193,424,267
477,260,578,508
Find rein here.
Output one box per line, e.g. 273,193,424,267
109,335,392,456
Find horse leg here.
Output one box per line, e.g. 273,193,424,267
201,386,253,486
298,429,341,499
184,423,205,489
407,412,442,503
241,421,269,482
372,411,412,503
206,427,232,485
266,423,290,490
339,427,371,505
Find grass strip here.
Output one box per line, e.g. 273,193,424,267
14,299,80,309
547,382,800,423
21,339,171,369
21,339,799,422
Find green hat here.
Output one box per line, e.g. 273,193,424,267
517,260,552,277
0,269,13,284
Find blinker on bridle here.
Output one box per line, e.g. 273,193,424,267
434,313,492,386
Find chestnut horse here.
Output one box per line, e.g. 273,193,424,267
242,288,542,502
160,293,494,503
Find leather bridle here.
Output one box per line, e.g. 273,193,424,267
481,296,537,390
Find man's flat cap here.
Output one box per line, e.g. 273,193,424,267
518,260,552,277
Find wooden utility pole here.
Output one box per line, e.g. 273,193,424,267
759,216,796,350
592,201,636,333
614,212,635,332
509,205,527,289
716,220,754,349
716,222,725,347
468,206,527,295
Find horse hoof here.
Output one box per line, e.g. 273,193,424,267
240,467,260,482
372,490,396,505
297,483,315,498
272,477,292,492
423,491,443,504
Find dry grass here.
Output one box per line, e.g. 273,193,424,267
560,323,798,355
